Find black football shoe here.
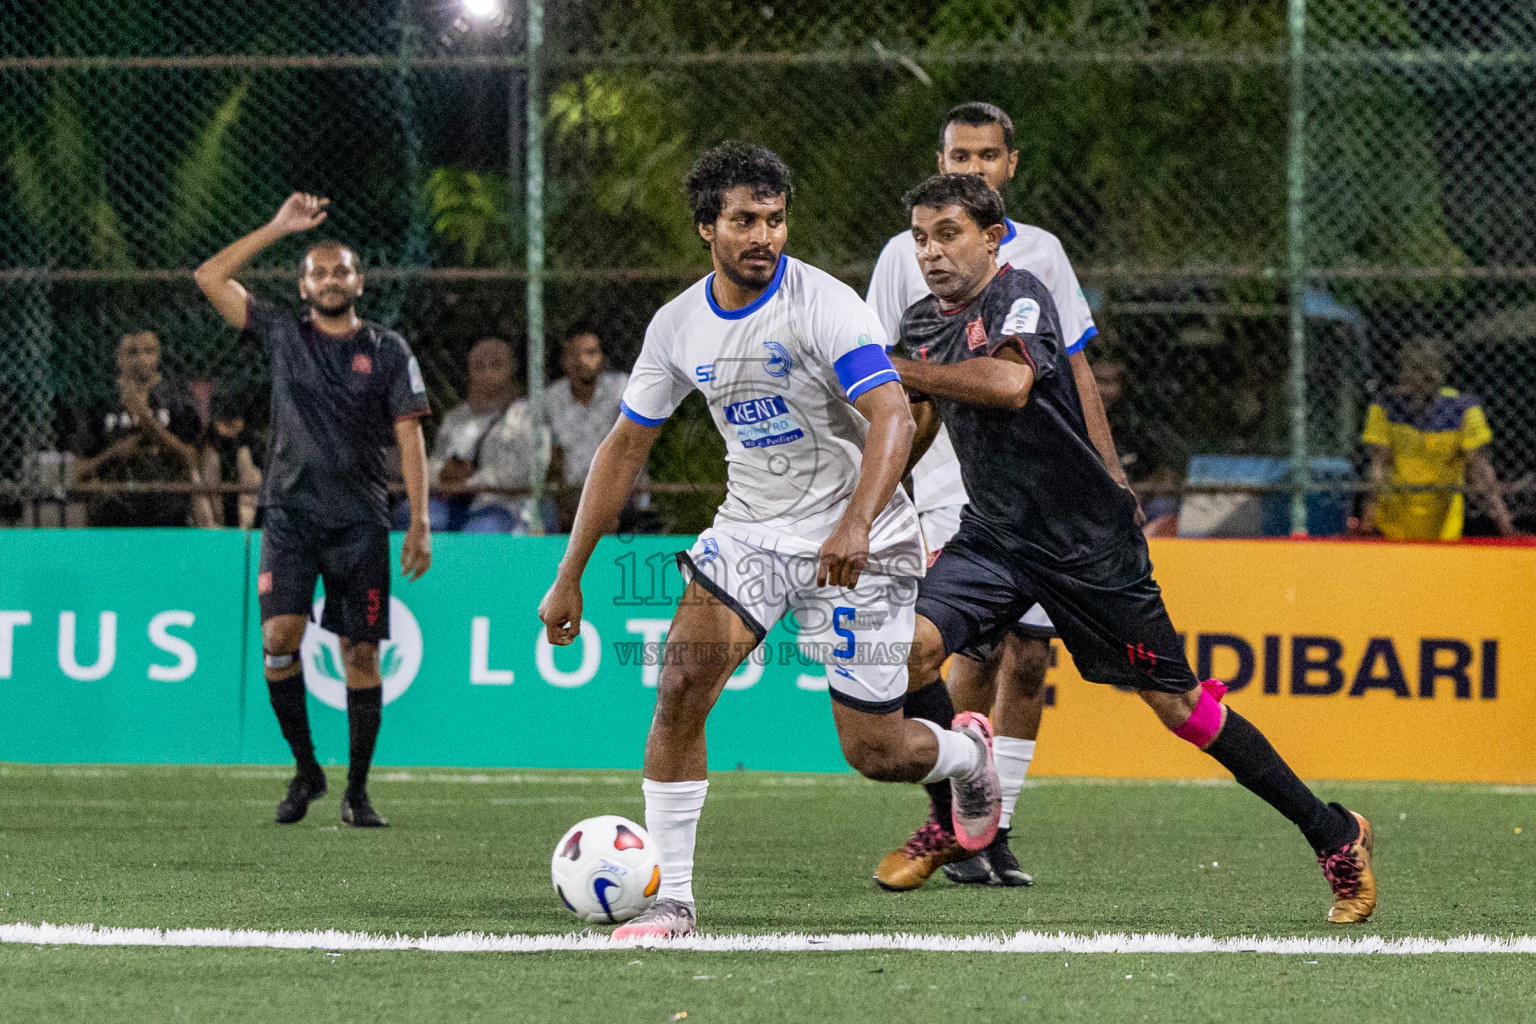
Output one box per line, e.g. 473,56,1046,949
942,828,1034,887
984,829,1034,887
341,791,389,828
941,852,995,885
275,769,328,825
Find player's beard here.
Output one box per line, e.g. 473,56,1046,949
717,246,779,292
310,291,356,318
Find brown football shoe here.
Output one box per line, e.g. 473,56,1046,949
1318,809,1376,923
875,809,971,892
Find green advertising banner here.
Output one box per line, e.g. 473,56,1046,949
242,533,850,772
1,530,851,771
0,529,249,763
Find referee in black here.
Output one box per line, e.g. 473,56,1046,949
196,193,432,828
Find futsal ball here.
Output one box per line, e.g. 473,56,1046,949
551,815,661,923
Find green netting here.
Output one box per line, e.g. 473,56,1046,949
2,1,1532,533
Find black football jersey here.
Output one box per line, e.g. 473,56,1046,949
245,297,430,528
897,266,1139,566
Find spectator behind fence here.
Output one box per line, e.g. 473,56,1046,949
71,330,211,527
401,336,554,534
206,385,266,529
545,329,652,532
1360,337,1516,540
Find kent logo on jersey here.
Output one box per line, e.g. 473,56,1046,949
724,395,789,425
724,395,804,449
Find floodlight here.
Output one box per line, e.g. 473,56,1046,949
462,0,504,22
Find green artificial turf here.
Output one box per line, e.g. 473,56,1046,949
2,763,1535,1022
5,947,1536,1023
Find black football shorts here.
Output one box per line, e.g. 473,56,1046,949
953,617,1056,663
916,527,1198,695
257,506,392,643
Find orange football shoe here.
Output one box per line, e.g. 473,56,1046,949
1318,810,1376,924
875,809,971,892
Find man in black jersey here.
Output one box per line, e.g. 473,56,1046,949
890,174,1377,924
195,193,432,829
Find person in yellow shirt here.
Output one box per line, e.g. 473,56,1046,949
1361,338,1516,540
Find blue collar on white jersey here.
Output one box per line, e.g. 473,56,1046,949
705,254,788,321
1001,219,1018,247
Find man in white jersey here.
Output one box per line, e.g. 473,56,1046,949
539,143,1002,940
866,102,1132,891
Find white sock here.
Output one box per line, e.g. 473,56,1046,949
914,718,983,785
642,778,708,905
994,736,1036,830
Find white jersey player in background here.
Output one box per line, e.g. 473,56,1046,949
539,142,1003,940
866,102,1134,892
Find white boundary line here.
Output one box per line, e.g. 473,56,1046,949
3,922,1535,955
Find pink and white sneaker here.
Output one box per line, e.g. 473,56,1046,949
949,711,1001,852
611,898,697,942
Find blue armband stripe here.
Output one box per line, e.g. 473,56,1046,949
1066,324,1098,355
846,368,901,402
835,344,899,402
620,399,667,427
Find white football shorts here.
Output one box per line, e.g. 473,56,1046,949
677,528,918,713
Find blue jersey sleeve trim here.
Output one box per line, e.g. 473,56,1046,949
705,254,788,320
835,344,900,402
1066,324,1098,355
619,400,668,428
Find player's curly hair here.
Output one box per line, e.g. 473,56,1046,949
940,101,1015,152
902,173,1006,231
684,142,794,230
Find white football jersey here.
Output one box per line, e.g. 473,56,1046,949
866,218,1097,513
622,254,923,568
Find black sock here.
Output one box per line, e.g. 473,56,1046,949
1204,709,1358,852
346,686,383,800
267,676,320,776
904,680,956,831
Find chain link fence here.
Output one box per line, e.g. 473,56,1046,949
2,1,1532,535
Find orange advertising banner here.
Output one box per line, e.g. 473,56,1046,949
1031,539,1534,782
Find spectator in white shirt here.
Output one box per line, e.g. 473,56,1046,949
400,336,552,533
545,329,651,531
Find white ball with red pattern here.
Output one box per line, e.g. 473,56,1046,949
550,815,661,923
